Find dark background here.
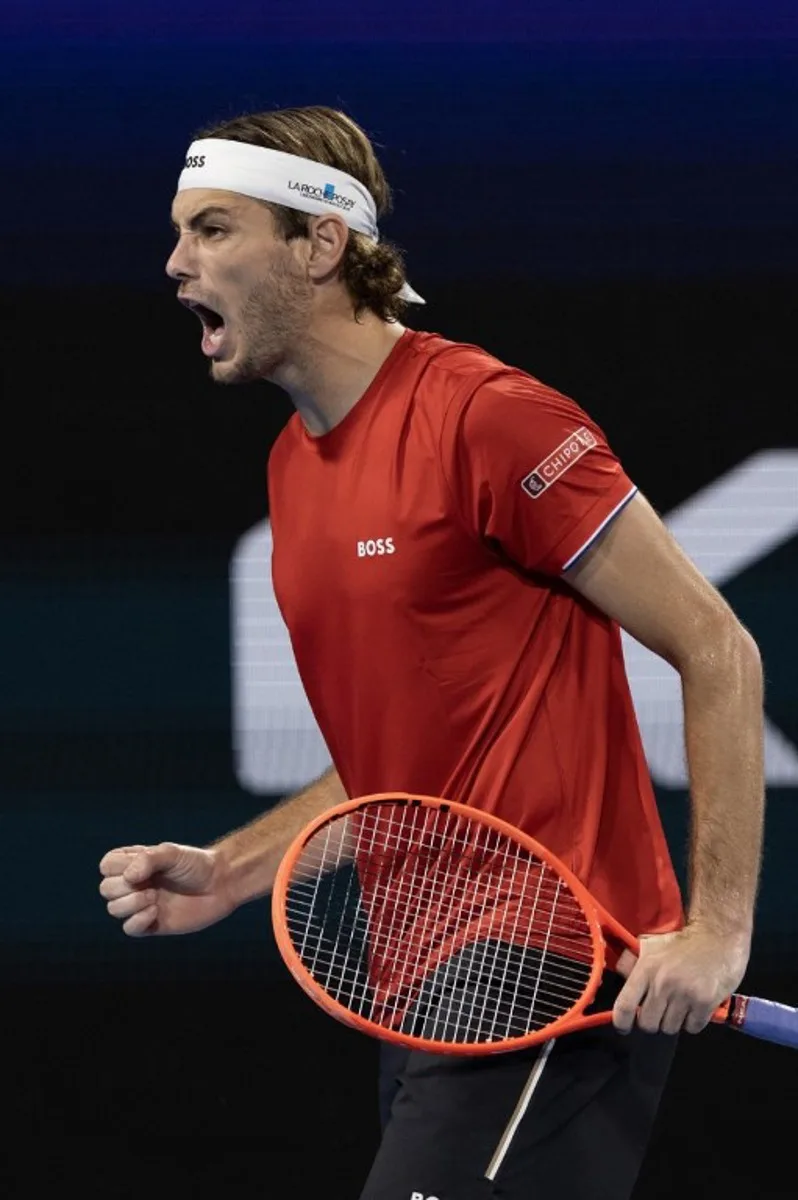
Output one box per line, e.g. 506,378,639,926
4,4,798,1196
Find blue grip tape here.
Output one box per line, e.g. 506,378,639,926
740,996,798,1049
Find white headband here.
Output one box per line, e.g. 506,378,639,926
177,139,425,305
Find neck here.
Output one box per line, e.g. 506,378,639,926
271,309,407,436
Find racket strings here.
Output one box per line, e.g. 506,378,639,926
286,884,590,1004
289,854,591,981
283,802,596,1045
288,808,590,1037
286,880,590,966
291,820,590,947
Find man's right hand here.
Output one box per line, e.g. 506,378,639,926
98,842,236,937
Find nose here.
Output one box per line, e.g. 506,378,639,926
165,235,196,281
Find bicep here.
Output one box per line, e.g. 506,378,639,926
565,493,740,667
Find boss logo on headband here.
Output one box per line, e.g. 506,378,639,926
288,180,356,212
184,155,206,169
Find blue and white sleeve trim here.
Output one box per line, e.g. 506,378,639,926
561,485,639,572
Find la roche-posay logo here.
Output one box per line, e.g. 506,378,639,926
287,179,356,212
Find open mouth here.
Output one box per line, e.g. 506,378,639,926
182,298,227,357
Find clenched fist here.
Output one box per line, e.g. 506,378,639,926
99,842,236,937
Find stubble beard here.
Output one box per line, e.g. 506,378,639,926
210,262,313,386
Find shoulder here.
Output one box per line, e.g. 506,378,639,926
399,333,608,470
447,367,596,432
436,357,606,463
408,330,505,375
407,332,571,429
400,330,591,429
406,330,509,399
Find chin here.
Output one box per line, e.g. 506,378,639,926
212,347,280,386
209,355,255,386
209,358,241,384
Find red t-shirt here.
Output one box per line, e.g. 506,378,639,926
268,330,683,946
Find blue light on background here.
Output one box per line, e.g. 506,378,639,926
4,2,798,285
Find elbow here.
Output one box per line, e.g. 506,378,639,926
726,618,763,678
679,612,763,694
735,623,763,671
735,623,764,698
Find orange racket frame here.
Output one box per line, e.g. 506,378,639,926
272,793,731,1055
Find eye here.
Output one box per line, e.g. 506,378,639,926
202,225,227,240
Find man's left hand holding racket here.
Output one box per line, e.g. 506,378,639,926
614,923,751,1037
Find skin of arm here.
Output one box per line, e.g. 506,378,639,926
99,767,350,938
212,766,350,908
566,492,765,1034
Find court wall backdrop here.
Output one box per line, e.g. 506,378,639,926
3,6,798,1197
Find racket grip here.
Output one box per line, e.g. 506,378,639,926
728,994,798,1049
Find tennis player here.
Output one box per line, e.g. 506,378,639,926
99,107,765,1199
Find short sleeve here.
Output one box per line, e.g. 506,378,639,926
440,371,638,574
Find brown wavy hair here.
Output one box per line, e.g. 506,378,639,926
196,106,409,322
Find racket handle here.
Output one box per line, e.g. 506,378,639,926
726,994,798,1049
576,996,798,1049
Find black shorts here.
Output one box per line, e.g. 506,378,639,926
360,975,677,1200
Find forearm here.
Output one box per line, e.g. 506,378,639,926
680,624,765,940
210,767,349,909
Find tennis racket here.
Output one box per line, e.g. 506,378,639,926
272,793,798,1055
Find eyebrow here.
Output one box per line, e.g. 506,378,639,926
171,205,236,232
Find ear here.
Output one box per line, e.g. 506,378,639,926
305,214,350,283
